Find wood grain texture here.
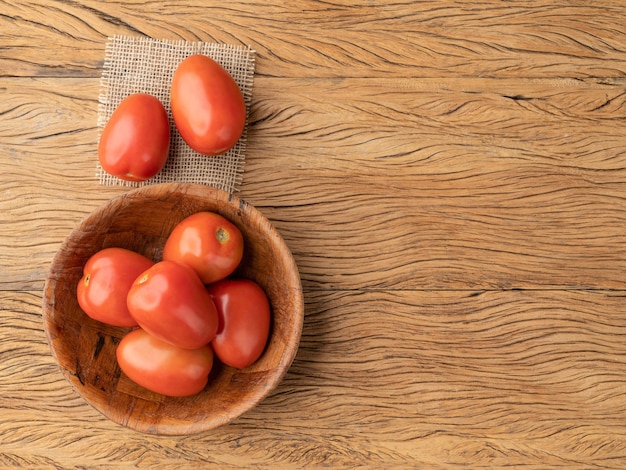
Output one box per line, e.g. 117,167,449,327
1,77,625,290
3,290,626,468
2,0,626,467
1,1,626,79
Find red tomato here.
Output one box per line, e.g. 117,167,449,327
162,211,244,285
116,328,214,397
126,260,219,349
98,93,170,182
207,279,271,369
77,247,154,327
170,55,246,156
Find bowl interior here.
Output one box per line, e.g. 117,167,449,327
42,183,303,435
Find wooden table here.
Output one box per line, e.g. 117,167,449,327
2,1,626,468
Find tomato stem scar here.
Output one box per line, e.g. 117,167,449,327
215,227,229,244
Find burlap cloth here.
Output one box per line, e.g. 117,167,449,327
97,36,255,193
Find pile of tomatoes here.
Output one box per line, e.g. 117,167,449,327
98,54,247,182
76,211,271,397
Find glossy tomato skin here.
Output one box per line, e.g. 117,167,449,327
117,328,214,397
162,211,244,285
207,279,271,369
126,260,219,349
77,247,154,327
98,93,170,182
171,55,246,156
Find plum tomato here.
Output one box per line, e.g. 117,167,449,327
162,211,244,285
170,54,246,156
77,247,154,327
116,328,214,397
126,260,219,349
98,93,170,182
207,279,270,369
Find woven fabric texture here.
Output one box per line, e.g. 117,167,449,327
97,36,255,192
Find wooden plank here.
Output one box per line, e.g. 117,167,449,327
244,76,626,290
3,289,625,467
0,77,123,290
1,1,625,78
1,76,626,290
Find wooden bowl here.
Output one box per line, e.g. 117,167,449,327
42,183,304,435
